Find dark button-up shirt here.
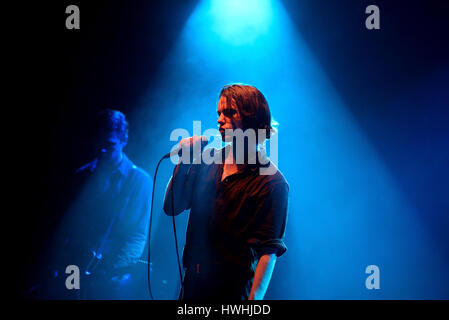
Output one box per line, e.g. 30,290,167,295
180,148,289,278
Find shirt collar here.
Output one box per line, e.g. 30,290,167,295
220,145,269,167
114,154,131,176
91,153,131,176
215,146,266,176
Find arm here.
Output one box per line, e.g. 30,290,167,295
247,182,289,300
249,253,277,300
163,135,205,215
111,172,153,270
163,163,192,215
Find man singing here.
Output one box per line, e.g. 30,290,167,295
164,84,289,300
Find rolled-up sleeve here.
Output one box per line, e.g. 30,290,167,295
247,181,289,258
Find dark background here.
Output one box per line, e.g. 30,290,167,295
14,0,448,299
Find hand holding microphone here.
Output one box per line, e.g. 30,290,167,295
163,135,209,161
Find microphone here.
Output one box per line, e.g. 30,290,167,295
162,136,209,160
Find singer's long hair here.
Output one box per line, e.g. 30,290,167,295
219,84,276,139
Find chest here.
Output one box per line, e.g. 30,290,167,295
192,170,262,231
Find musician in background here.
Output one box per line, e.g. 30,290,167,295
53,109,152,299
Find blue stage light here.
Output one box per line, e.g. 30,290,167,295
202,0,274,46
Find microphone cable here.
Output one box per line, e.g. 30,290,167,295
171,164,184,299
147,155,184,300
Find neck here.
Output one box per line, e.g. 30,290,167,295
99,153,123,170
224,143,258,170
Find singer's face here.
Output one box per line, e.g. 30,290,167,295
217,96,243,142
